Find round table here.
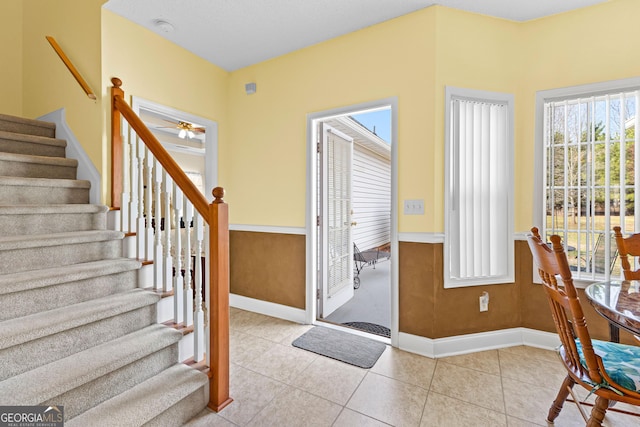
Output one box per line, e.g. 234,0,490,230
584,280,640,342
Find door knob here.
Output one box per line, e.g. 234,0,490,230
351,221,357,226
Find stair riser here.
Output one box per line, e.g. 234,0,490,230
0,270,138,321
48,345,179,420
0,304,157,381
0,138,65,158
0,119,55,138
0,158,77,179
0,184,89,204
0,212,106,236
0,240,123,274
145,386,207,427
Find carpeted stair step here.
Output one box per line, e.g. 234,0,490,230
0,289,160,381
0,230,124,274
0,130,66,158
0,113,56,138
66,363,208,427
0,258,141,321
0,176,90,204
0,324,183,419
0,204,107,236
0,151,77,179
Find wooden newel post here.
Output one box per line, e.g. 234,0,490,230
111,77,124,209
208,186,233,411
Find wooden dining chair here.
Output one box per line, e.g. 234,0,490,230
527,227,640,426
613,226,640,280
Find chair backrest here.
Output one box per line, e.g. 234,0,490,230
613,226,640,280
527,227,604,385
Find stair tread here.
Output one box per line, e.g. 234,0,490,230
66,363,208,427
0,114,56,132
0,289,160,350
0,204,108,214
0,258,141,295
0,229,124,250
0,151,77,167
0,324,183,405
0,129,65,148
0,175,90,188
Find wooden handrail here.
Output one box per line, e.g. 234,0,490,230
46,36,96,100
111,77,231,412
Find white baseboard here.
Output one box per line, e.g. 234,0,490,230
398,327,560,358
230,294,306,324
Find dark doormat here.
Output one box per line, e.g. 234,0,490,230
292,326,387,369
342,321,391,338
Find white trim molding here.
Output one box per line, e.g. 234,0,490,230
38,108,101,204
230,294,307,324
229,224,306,235
398,328,560,359
398,232,444,244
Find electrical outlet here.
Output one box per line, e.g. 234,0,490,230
479,292,489,312
403,199,425,215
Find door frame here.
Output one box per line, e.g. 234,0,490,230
131,97,218,195
305,97,399,346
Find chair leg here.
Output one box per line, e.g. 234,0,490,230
547,375,575,423
586,396,609,427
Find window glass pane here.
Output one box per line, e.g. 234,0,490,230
543,89,638,280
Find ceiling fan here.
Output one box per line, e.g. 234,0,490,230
158,119,206,139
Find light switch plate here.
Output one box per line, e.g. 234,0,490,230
404,199,425,215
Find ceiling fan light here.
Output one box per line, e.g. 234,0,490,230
178,129,187,139
187,130,195,139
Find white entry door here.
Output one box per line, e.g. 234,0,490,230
318,123,354,318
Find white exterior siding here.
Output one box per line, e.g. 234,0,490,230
352,143,391,251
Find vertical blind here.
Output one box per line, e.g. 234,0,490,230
449,97,510,282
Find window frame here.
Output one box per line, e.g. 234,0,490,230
444,86,515,289
534,76,640,283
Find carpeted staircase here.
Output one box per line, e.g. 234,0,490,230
0,113,208,425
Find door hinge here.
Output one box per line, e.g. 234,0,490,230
316,289,320,300
317,142,321,154
316,215,321,226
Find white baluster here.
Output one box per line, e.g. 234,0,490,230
119,118,130,233
172,184,184,325
163,172,173,293
153,158,163,290
136,136,145,260
144,147,154,261
129,131,139,235
193,213,205,361
183,199,194,328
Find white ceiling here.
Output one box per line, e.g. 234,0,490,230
104,0,610,72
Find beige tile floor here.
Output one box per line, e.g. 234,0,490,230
184,308,640,426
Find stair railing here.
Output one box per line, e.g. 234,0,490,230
110,77,231,411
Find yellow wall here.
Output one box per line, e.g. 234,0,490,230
433,8,521,231
101,10,229,204
22,0,105,191
0,1,23,116
227,9,437,229
517,0,640,231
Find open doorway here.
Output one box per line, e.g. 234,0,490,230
131,97,218,196
308,100,396,343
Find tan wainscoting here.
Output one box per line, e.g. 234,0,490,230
230,233,636,344
230,230,305,309
399,240,637,344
